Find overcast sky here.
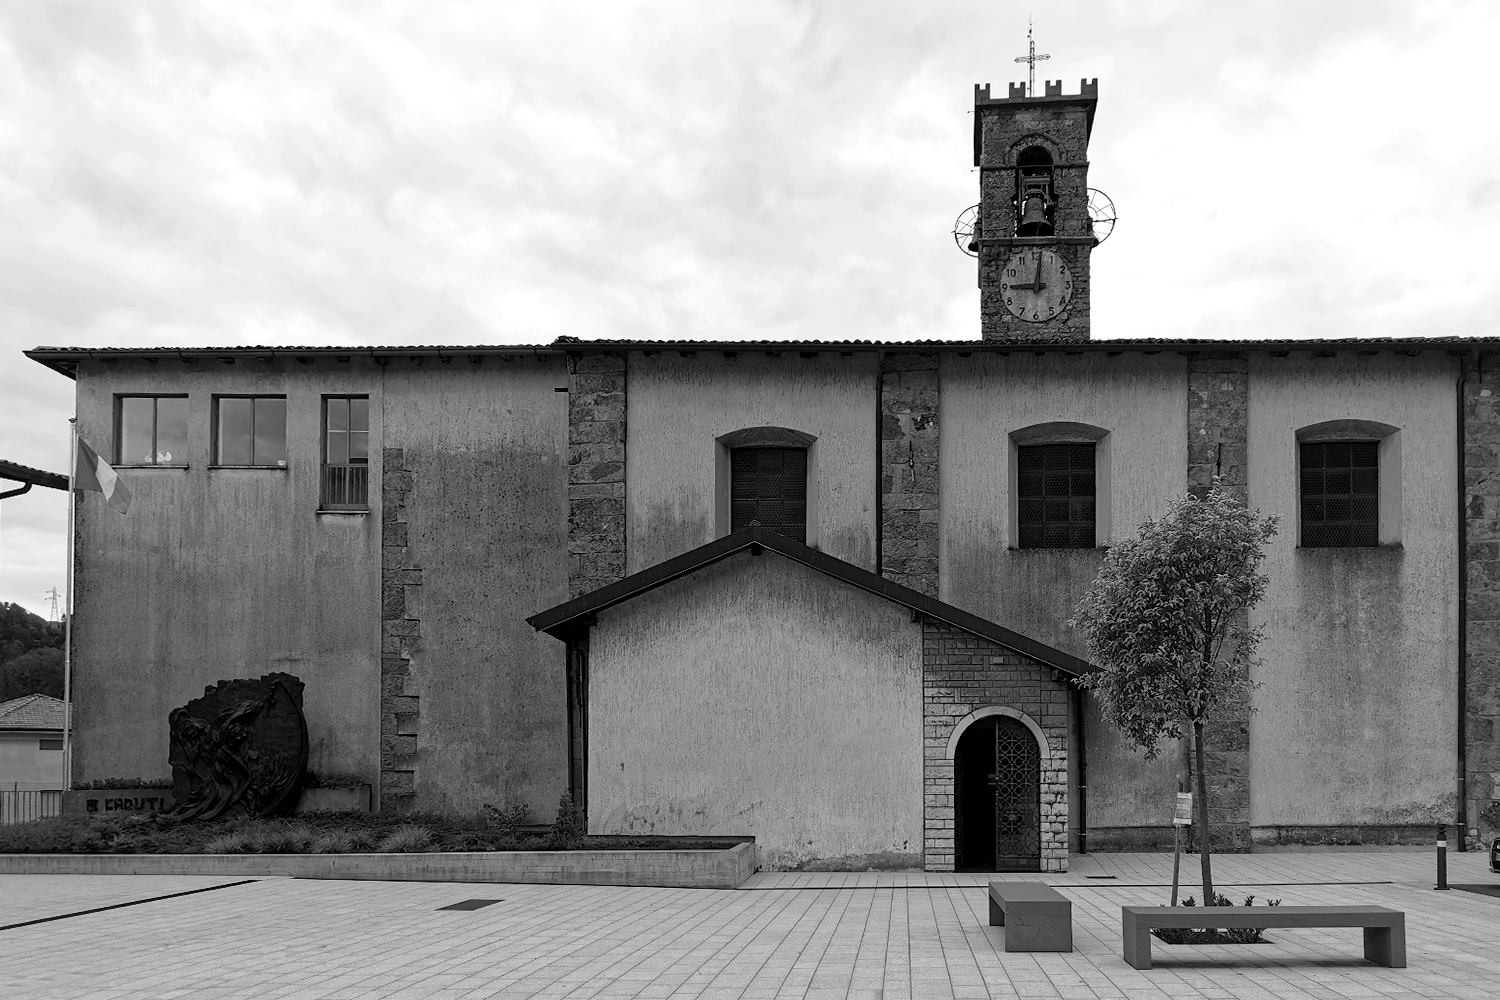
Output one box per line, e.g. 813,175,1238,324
1,1,1497,618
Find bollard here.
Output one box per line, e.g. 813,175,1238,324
1436,823,1449,890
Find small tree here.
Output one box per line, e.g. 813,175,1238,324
1069,482,1278,904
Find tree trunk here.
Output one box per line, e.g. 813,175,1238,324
1194,720,1214,903
1170,736,1191,905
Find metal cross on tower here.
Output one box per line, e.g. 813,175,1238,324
1013,19,1050,96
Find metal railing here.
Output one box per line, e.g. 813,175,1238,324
1,789,62,825
321,463,369,509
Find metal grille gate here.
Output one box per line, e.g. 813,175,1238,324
992,717,1041,869
955,715,1042,871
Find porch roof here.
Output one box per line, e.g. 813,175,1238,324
526,525,1094,679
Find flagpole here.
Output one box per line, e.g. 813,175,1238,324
62,416,77,793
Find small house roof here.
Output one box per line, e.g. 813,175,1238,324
0,693,67,732
0,461,68,491
527,525,1094,678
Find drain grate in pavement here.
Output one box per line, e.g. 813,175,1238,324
1450,884,1500,899
437,898,503,911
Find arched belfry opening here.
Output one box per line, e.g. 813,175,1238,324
1014,146,1055,237
954,714,1042,871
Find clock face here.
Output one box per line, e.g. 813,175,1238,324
1001,250,1074,322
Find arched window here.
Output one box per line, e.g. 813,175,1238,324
1009,422,1110,548
1014,146,1055,237
1296,420,1401,547
716,427,817,543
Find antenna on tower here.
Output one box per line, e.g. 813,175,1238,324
46,586,60,623
1013,17,1051,97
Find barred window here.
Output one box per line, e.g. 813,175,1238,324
321,396,369,510
730,447,807,542
1017,443,1095,548
1300,441,1378,547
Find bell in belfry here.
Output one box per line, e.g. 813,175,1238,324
1016,178,1054,237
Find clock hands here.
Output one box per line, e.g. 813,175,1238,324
1009,256,1048,292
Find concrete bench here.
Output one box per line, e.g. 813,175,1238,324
988,881,1073,952
1121,904,1406,970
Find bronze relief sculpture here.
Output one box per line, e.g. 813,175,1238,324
166,673,308,821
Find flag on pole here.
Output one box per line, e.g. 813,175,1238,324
75,437,131,513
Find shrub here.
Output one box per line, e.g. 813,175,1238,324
484,802,529,837
202,831,254,854
302,772,369,790
251,823,315,854
310,831,355,854
73,777,175,790
1155,893,1283,945
551,793,584,847
377,824,433,853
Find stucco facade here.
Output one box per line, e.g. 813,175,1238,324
1247,352,1459,841
626,352,879,572
586,551,923,871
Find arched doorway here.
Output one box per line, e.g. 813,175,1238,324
955,715,1041,871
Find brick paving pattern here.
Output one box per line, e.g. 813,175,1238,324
3,851,1498,999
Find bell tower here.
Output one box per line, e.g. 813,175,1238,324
973,78,1099,342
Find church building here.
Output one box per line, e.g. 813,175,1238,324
26,78,1499,870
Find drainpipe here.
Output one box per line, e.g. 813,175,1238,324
0,482,33,500
1458,355,1475,850
1075,684,1090,855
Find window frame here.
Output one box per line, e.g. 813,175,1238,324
715,426,818,545
212,394,289,469
1295,420,1401,548
320,395,371,511
114,394,189,468
1007,422,1111,550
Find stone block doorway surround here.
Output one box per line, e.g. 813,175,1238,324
922,622,1071,872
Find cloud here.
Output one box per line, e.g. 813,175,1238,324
0,1,1496,611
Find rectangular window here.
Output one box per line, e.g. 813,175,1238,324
215,396,287,467
117,396,188,466
39,738,63,751
321,396,369,509
1300,441,1378,547
730,447,807,542
1017,443,1095,548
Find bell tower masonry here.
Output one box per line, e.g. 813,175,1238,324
974,78,1099,342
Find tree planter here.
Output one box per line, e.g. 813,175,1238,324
0,841,758,888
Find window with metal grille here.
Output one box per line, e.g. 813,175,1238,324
322,396,370,509
1016,443,1095,548
1300,441,1378,547
730,447,807,542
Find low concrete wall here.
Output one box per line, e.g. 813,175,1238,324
0,841,758,889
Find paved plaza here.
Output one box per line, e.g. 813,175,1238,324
3,849,1499,999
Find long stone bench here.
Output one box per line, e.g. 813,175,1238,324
1121,904,1406,970
988,881,1073,952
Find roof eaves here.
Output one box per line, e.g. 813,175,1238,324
0,460,69,491
527,526,1093,678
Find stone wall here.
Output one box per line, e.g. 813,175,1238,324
921,622,1070,872
880,354,939,596
1465,372,1500,850
380,447,423,810
1187,352,1250,851
568,354,627,598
